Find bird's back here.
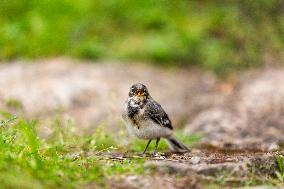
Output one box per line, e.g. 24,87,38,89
144,99,173,130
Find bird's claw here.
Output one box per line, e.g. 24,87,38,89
152,150,158,157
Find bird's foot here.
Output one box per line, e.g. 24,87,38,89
152,151,166,159
139,152,150,157
152,150,158,157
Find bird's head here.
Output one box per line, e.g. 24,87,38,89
128,83,150,103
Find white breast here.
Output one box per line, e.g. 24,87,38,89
123,117,173,140
136,119,173,139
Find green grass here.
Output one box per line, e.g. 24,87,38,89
0,0,284,74
0,113,142,188
1,111,284,188
276,152,284,182
0,112,199,188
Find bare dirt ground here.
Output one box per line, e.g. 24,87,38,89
1,58,284,188
97,149,281,189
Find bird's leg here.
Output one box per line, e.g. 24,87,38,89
143,139,152,154
153,138,160,155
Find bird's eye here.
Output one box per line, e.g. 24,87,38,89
129,88,135,96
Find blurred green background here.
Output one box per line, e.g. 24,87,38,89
0,0,283,73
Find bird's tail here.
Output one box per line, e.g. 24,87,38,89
166,137,190,152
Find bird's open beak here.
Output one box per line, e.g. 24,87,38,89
135,90,143,96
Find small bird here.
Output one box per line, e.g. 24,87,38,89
122,83,190,155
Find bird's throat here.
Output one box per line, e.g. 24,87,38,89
130,97,146,108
